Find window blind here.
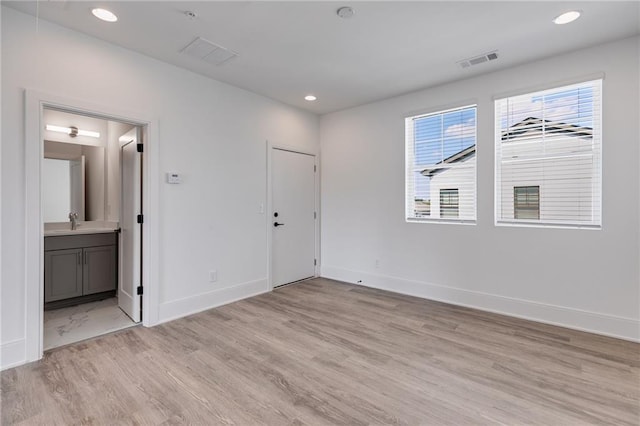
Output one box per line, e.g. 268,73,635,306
495,80,602,228
405,105,477,223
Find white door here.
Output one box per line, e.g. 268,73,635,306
119,128,142,322
272,148,316,287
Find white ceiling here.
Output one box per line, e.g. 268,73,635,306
5,1,639,114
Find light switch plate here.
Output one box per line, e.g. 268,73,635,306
166,172,182,184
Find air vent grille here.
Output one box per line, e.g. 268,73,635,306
458,51,499,69
181,37,238,66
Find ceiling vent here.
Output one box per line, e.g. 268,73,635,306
457,51,498,69
181,37,238,66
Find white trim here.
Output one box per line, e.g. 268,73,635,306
24,89,161,366
407,218,477,226
492,72,606,101
404,99,478,123
157,279,269,324
405,104,478,223
266,141,321,290
493,79,603,229
1,339,26,371
320,266,640,342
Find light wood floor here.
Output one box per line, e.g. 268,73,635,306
2,278,639,425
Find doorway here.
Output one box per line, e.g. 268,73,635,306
23,89,159,363
41,108,143,350
270,148,317,287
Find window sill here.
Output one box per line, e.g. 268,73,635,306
495,220,601,230
407,218,477,226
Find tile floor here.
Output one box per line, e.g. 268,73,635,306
43,297,137,350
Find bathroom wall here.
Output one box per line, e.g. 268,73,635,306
1,6,319,369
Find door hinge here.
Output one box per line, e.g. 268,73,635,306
136,286,143,295
137,143,144,153
137,214,144,224
314,212,317,219
314,165,316,172
314,259,317,266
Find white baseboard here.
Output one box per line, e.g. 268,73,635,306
320,266,640,342
1,339,26,371
157,278,269,325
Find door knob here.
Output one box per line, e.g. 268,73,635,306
274,222,285,227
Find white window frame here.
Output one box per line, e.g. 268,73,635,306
494,79,602,229
405,104,477,224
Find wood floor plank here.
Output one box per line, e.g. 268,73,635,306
2,278,639,425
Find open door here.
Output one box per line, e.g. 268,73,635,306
119,128,142,322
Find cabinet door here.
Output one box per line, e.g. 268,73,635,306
83,245,117,295
45,249,83,302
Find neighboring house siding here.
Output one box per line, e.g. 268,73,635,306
429,133,596,223
429,155,476,219
498,134,596,223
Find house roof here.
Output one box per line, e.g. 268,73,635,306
419,117,593,178
501,117,593,141
421,144,476,178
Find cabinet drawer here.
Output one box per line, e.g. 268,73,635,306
45,232,117,251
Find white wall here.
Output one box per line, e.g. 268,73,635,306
320,36,640,341
1,7,319,369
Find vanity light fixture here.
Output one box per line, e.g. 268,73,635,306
553,10,581,25
92,8,118,23
304,95,317,101
46,124,100,138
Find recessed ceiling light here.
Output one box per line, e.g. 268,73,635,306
553,10,581,25
304,95,317,101
337,6,355,19
92,8,118,23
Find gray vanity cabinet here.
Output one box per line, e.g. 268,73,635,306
82,245,117,295
44,248,84,302
44,233,117,304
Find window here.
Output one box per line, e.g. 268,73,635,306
405,105,476,222
495,79,602,228
440,189,459,218
514,186,539,220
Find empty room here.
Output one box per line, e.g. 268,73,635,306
1,1,639,424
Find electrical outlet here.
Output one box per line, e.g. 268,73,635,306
375,259,380,268
209,270,217,282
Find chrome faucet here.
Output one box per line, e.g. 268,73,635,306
69,212,79,230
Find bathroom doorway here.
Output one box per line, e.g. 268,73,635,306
41,107,143,350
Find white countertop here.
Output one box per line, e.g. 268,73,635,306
44,221,119,237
